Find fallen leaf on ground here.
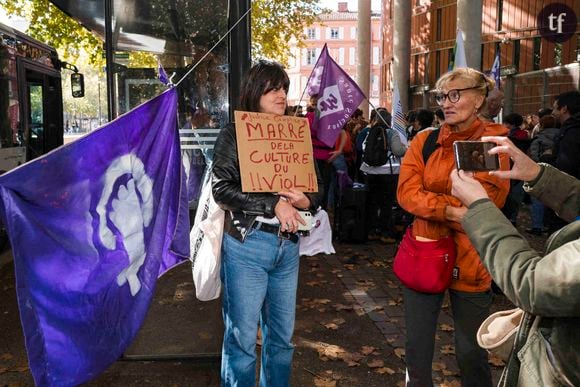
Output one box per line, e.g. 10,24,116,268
367,359,384,368
432,362,447,371
440,345,455,355
333,303,353,312
313,377,336,387
439,323,454,332
394,348,405,359
442,369,459,376
343,264,356,270
440,380,461,387
375,367,396,375
361,346,376,355
323,323,339,330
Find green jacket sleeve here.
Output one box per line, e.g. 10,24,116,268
524,163,580,222
463,200,580,317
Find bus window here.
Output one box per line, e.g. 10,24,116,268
27,81,44,159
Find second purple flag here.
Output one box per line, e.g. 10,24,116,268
306,44,366,147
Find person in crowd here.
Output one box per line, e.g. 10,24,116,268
450,135,579,387
501,112,531,225
355,109,376,182
523,114,538,136
527,115,559,235
212,60,323,386
306,95,334,209
530,107,554,138
552,90,580,180
408,109,435,141
405,110,417,139
434,108,445,127
360,108,406,243
504,113,529,141
327,128,351,207
478,88,504,123
397,68,510,387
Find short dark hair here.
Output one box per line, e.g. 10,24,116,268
554,90,580,115
434,108,444,120
353,108,363,118
239,60,289,112
406,110,417,123
537,107,552,118
415,109,435,129
503,113,523,127
373,108,391,126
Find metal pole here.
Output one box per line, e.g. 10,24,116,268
357,0,371,117
98,79,102,126
228,0,251,119
104,0,116,121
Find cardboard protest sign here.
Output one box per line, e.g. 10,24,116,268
234,111,318,193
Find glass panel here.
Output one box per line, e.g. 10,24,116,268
28,83,44,159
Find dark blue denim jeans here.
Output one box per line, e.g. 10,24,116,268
220,228,300,387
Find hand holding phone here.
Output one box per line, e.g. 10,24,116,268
453,141,499,172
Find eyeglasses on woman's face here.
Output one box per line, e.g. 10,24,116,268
434,86,479,106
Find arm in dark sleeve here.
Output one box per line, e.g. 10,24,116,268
211,125,280,217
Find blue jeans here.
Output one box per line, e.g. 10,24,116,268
531,196,545,229
220,227,300,387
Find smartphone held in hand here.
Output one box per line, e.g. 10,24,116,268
453,141,499,172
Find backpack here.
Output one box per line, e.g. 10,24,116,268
362,123,390,166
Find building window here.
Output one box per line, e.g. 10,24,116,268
330,28,339,39
307,28,316,40
350,27,356,39
533,37,541,70
373,46,379,65
338,48,345,65
307,48,317,65
513,39,520,72
349,47,355,65
554,43,563,66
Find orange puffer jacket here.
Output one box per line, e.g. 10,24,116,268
397,119,510,292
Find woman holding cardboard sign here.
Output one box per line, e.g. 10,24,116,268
212,60,323,387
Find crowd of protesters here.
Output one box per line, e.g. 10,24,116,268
215,59,579,386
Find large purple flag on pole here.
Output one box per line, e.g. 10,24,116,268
306,44,366,147
0,88,189,386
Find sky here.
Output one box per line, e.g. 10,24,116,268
319,0,382,12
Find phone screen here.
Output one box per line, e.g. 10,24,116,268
453,141,499,172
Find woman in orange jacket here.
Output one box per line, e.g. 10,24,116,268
396,68,510,387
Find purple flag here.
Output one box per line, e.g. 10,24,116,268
158,60,169,85
491,52,501,89
306,44,366,147
0,89,189,386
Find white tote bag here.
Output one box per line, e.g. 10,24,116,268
190,174,225,301
299,209,335,256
